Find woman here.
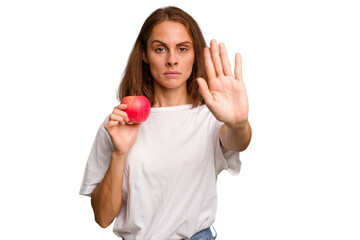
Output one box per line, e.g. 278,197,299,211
80,6,252,240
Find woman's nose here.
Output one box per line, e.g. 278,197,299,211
166,52,178,66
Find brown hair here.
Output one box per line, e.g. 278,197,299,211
117,6,207,108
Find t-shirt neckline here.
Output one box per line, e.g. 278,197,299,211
150,104,194,112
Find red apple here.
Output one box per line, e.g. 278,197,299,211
120,96,151,123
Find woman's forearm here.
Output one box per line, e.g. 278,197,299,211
221,120,252,152
91,151,127,228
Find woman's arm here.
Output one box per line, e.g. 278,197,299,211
91,151,127,228
197,40,251,152
219,121,252,152
91,104,141,228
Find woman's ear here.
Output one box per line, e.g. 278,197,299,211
141,46,149,64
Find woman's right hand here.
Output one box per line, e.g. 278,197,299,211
104,104,141,157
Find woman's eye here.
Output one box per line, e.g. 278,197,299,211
155,47,165,53
179,47,187,52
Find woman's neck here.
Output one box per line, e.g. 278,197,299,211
152,90,191,108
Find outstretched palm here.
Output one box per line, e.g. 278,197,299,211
197,39,249,129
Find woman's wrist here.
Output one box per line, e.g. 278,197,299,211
112,150,128,161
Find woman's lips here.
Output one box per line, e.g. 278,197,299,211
164,71,181,77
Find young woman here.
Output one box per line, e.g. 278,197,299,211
80,6,251,240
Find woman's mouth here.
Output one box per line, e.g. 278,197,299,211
164,71,181,78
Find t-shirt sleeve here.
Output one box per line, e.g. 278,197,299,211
214,120,241,176
79,115,114,196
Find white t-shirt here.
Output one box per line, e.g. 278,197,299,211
80,103,241,240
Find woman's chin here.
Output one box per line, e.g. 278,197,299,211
155,79,187,90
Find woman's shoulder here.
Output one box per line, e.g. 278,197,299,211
196,103,212,115
191,103,220,125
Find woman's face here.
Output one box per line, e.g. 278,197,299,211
143,21,195,91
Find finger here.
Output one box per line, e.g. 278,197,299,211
104,120,119,130
219,42,232,77
234,53,243,81
210,39,223,77
115,104,127,110
113,108,129,122
109,113,126,125
197,77,214,106
204,47,216,81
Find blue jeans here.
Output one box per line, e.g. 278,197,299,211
188,226,217,240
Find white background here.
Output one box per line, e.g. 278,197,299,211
1,0,359,239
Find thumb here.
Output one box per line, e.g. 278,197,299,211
197,77,214,106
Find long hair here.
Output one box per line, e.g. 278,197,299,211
117,6,207,108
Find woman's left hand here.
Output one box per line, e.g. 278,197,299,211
197,39,249,129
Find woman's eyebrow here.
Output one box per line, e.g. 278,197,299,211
151,40,193,46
